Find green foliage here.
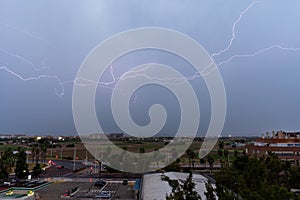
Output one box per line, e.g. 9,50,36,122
217,149,223,157
15,150,29,179
206,155,215,170
161,172,201,200
223,150,229,157
218,141,225,149
40,145,47,163
186,149,196,168
200,158,206,165
216,154,297,200
164,161,180,172
0,148,15,180
66,143,75,148
139,147,145,153
288,166,300,189
32,163,42,178
205,180,216,200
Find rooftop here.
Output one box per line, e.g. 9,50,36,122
142,172,216,200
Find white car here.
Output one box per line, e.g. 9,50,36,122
95,191,111,199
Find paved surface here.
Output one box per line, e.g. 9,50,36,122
37,181,135,200
37,182,92,200
41,166,73,179
114,184,135,200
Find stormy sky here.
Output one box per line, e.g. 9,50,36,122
0,0,300,137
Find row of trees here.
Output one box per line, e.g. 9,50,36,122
163,145,300,200
162,171,218,200
31,145,47,163
0,148,42,180
215,153,300,200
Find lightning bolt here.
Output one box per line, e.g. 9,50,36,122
211,1,259,58
0,20,54,48
0,48,47,71
217,45,300,66
0,21,60,96
1,0,300,101
0,65,65,97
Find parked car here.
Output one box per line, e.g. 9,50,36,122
95,191,111,199
61,190,70,197
122,180,128,185
94,180,106,187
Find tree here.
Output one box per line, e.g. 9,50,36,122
31,146,36,163
224,150,229,164
32,163,42,179
186,149,196,169
0,148,15,180
164,161,180,172
215,155,296,200
0,159,8,180
35,147,40,163
40,145,47,163
218,141,225,149
15,150,29,179
200,158,206,167
161,172,201,200
205,180,216,200
234,150,239,158
206,155,215,172
139,147,145,154
217,149,223,157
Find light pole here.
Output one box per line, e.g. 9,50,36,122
94,148,97,174
50,141,53,158
60,145,63,159
73,144,76,171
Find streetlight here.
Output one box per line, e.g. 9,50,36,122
73,144,76,171
60,145,63,159
50,141,53,158
23,170,26,183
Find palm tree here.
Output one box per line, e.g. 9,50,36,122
1,149,15,180
224,150,229,164
186,149,196,169
206,155,215,173
31,146,36,163
41,145,47,163
35,147,41,163
218,141,225,149
200,158,206,168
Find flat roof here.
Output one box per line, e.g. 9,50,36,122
142,172,217,200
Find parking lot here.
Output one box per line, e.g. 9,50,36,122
37,182,92,199
37,180,135,200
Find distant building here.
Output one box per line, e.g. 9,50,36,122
107,133,124,140
246,131,300,165
0,134,12,139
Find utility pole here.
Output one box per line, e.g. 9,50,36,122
94,148,97,174
99,148,103,180
85,149,87,162
60,145,63,159
73,144,76,171
50,141,53,158
99,161,101,180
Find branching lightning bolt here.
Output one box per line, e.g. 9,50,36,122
1,1,300,100
211,1,260,58
0,65,65,97
0,48,48,71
